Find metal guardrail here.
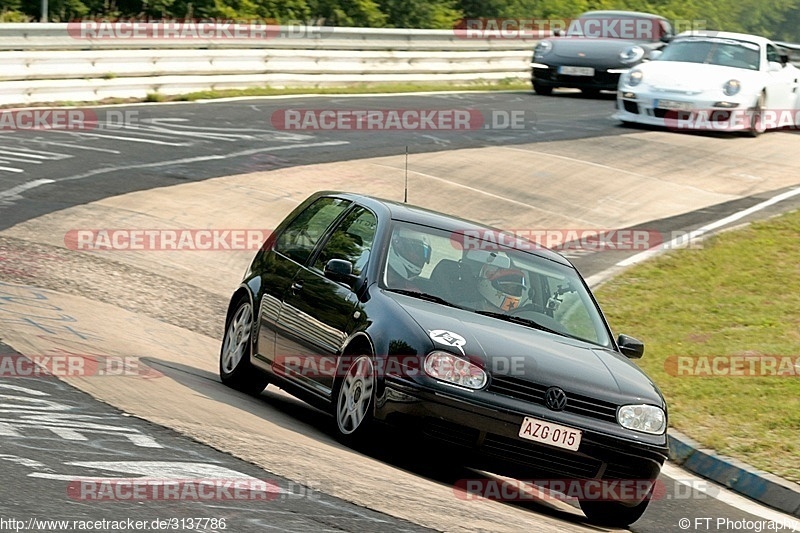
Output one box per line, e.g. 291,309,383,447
1,24,796,107
0,23,540,105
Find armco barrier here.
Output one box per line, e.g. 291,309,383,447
0,24,540,106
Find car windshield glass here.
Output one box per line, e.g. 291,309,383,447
382,221,612,347
657,38,760,70
564,15,661,41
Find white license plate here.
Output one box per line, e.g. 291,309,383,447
558,66,595,76
654,99,693,111
519,416,582,451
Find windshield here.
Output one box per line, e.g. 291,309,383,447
382,221,612,347
657,38,761,70
563,15,665,41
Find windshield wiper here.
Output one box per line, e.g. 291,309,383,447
474,310,564,336
385,288,465,309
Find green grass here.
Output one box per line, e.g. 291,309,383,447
595,210,800,482
2,80,529,110
165,79,530,102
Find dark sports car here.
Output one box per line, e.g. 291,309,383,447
219,191,669,526
531,10,673,95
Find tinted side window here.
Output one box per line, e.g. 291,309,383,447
314,207,377,276
274,197,350,264
767,44,780,63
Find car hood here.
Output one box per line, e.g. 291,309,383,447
543,38,640,67
636,61,763,93
386,291,664,405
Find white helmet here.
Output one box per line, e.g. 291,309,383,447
478,263,527,311
388,233,431,280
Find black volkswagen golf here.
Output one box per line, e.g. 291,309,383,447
219,191,669,526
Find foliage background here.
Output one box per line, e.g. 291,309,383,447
1,0,799,42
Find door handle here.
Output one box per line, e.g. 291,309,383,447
290,281,304,293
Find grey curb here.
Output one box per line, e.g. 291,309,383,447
668,428,800,517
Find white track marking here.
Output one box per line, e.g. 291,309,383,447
0,179,54,198
661,463,800,525
618,186,800,267
0,165,24,173
44,130,189,146
374,165,600,225
0,156,42,164
500,145,719,195
0,150,54,160
26,140,121,154
0,141,348,201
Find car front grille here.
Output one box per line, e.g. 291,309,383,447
482,433,603,478
623,100,640,114
423,418,480,448
488,375,619,423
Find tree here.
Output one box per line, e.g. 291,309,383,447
308,0,387,26
378,0,461,29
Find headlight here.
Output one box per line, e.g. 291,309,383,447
626,69,643,87
618,404,666,434
619,45,644,64
723,79,741,96
424,351,487,390
534,40,553,55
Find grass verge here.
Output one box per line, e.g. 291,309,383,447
153,79,530,102
1,80,530,110
595,209,800,483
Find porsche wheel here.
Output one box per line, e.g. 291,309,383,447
533,82,553,96
746,93,766,137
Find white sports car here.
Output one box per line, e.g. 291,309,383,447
615,31,800,136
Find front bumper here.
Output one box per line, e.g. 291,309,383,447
615,89,759,131
532,65,625,91
376,376,668,502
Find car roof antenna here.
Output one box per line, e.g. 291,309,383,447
404,145,409,203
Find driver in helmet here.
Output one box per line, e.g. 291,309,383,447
476,263,528,312
385,230,431,290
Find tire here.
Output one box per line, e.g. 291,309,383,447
579,486,653,527
333,355,376,444
746,93,766,137
533,83,553,96
219,296,269,395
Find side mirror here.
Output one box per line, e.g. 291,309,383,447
553,28,562,37
649,50,663,61
768,61,783,72
780,53,790,66
617,334,645,359
659,34,672,43
324,258,357,287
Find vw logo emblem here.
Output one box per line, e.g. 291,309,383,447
545,387,568,411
